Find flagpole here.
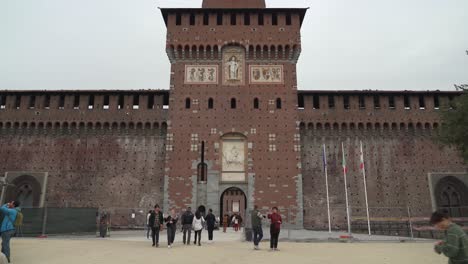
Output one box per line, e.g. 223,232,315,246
323,144,332,235
342,142,352,236
360,141,371,236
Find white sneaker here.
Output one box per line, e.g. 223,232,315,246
168,245,171,248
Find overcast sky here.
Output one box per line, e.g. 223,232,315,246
0,0,467,91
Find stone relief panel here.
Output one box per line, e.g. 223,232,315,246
184,65,218,84
221,140,246,182
223,46,245,86
249,65,284,84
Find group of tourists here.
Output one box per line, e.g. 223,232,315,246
146,205,216,248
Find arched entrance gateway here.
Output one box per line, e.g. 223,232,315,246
220,187,247,227
435,176,468,217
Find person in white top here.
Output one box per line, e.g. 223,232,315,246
146,210,152,239
192,210,205,246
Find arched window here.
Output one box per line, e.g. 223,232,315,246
197,163,208,182
185,98,191,109
208,98,214,109
253,98,259,109
231,98,237,109
276,98,282,109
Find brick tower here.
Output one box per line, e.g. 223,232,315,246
160,0,308,227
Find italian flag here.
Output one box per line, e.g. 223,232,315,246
359,141,365,170
342,143,348,175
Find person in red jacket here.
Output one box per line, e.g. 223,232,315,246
267,207,282,251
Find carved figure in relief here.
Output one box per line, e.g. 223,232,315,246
272,68,281,81
253,69,261,80
208,68,215,81
190,68,197,81
198,68,206,81
227,56,240,80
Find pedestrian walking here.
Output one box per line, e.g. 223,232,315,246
205,209,216,243
181,207,194,245
267,207,282,251
431,211,468,264
192,210,205,246
149,205,164,247
223,214,229,233
164,209,178,248
0,201,20,263
232,213,240,232
146,210,152,239
251,205,265,250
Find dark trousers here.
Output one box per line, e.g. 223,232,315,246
253,226,263,246
182,225,192,244
1,230,15,262
207,226,214,241
151,227,160,245
270,226,280,249
146,225,151,238
194,230,202,245
167,226,176,245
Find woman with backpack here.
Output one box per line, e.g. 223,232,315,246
192,210,205,246
0,201,21,263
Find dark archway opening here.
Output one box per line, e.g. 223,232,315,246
220,187,247,227
435,176,468,217
5,175,42,208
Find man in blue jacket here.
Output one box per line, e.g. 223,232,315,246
0,201,20,263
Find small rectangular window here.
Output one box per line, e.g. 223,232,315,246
298,94,304,109
419,95,425,109
328,95,335,109
29,95,36,109
88,95,94,110
358,95,365,109
272,14,278,25
73,95,80,110
118,95,124,110
163,93,169,110
433,94,440,109
343,95,350,109
133,95,139,110
15,95,21,109
244,13,250,25
189,14,195,25
217,13,223,25
286,13,292,25
103,95,110,110
404,95,411,109
203,13,209,25
448,95,455,109
44,94,51,109
231,14,236,25
373,95,380,109
258,13,264,25
148,95,155,109
176,13,182,26
313,95,320,109
59,95,65,109
388,95,395,109
0,95,6,109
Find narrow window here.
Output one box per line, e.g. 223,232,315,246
343,95,350,109
231,14,236,25
404,95,410,109
418,95,425,109
373,95,380,109
15,95,21,109
203,13,209,25
276,98,282,109
217,13,223,25
29,95,36,109
133,95,139,110
148,95,155,109
189,14,195,25
231,98,236,109
272,13,278,25
198,141,207,182
176,13,182,25
186,98,191,109
258,13,264,25
59,95,65,109
103,95,110,110
88,95,94,110
208,98,214,109
244,13,250,25
433,94,440,109
0,95,6,109
328,95,335,109
44,94,51,109
286,13,292,25
254,98,260,109
358,95,365,109
298,94,304,109
388,95,395,109
313,95,320,109
73,95,80,110
118,95,124,110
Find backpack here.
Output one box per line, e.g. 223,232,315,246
14,212,23,228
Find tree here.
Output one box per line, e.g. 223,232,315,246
437,92,468,163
